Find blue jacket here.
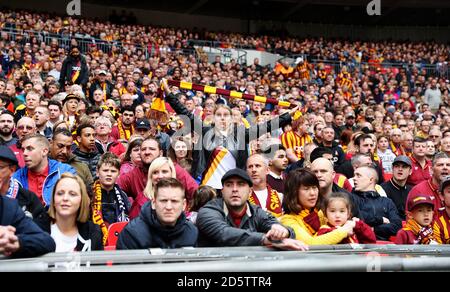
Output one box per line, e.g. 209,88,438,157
13,159,77,206
0,196,55,258
117,202,198,249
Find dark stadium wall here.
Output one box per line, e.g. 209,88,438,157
2,0,449,42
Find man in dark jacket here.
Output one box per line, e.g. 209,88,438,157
0,145,48,231
59,45,89,90
117,178,197,249
196,168,308,250
352,166,402,240
73,124,101,179
319,126,345,168
88,70,114,104
0,196,55,257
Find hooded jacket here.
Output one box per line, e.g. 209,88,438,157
116,202,198,249
59,54,89,87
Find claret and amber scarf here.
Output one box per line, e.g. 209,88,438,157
249,186,283,217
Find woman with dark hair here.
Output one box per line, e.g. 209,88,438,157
168,137,193,174
120,137,143,176
279,168,355,245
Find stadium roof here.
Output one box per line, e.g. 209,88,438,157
85,0,450,26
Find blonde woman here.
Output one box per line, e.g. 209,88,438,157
129,157,176,219
45,173,103,252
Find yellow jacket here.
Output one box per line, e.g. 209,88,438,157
280,211,348,245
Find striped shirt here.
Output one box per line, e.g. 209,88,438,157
280,131,313,159
433,210,450,244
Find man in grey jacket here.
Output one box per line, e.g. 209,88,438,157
196,168,308,250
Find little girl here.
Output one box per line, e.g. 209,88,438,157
376,135,396,175
317,192,376,244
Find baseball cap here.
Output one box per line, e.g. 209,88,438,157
392,155,412,168
0,145,18,166
345,112,355,118
221,168,253,187
98,70,107,75
440,175,450,193
295,57,304,64
135,118,150,130
407,193,435,212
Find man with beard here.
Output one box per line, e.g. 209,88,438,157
262,143,288,194
49,128,93,193
111,106,135,141
246,154,284,217
59,45,89,90
0,111,17,146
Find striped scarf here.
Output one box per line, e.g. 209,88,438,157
117,118,134,140
299,208,321,235
434,211,450,244
92,181,129,245
404,219,434,244
249,186,283,217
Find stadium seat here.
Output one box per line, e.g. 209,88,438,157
106,222,128,247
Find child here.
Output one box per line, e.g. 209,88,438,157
186,185,217,224
92,153,131,245
395,193,436,244
317,192,376,243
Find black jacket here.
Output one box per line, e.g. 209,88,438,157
116,202,198,249
59,54,89,87
0,196,55,258
380,179,412,220
15,185,49,232
319,141,345,168
88,80,114,103
41,218,103,252
351,190,402,240
196,198,294,247
166,93,292,180
72,148,102,179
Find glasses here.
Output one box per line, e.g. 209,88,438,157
17,125,34,130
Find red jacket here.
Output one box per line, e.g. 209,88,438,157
9,143,24,168
407,156,432,186
117,163,198,218
317,220,376,244
394,229,418,244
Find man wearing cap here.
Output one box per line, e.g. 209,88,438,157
135,118,151,139
0,145,48,231
196,168,308,250
340,112,357,133
89,69,113,103
59,45,89,89
407,152,450,213
394,193,436,244
381,156,413,220
111,106,135,141
433,176,450,244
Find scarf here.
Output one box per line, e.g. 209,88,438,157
5,177,20,199
117,118,134,140
92,181,129,245
299,208,321,234
404,219,434,244
249,186,283,217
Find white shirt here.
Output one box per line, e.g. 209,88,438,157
51,223,78,253
253,189,269,211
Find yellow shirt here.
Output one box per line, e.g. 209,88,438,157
279,211,348,245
